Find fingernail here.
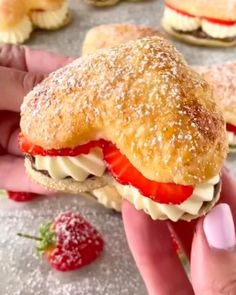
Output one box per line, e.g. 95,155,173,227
203,204,236,250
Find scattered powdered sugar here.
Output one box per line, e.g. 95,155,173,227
0,195,146,295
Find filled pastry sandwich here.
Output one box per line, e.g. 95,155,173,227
0,0,70,44
162,0,236,47
196,62,236,152
19,36,227,221
82,24,162,55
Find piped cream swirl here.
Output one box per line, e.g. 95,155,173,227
0,16,32,44
30,2,69,29
34,148,106,181
163,6,201,32
202,20,236,39
228,131,236,147
92,175,220,221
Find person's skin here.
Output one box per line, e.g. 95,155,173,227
1,45,236,295
0,45,73,193
123,169,236,295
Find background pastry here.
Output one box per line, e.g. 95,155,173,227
196,62,236,152
20,36,227,221
0,0,71,44
162,0,236,47
82,23,162,55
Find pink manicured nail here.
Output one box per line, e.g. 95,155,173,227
203,204,236,250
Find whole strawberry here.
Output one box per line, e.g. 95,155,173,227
18,212,104,272
8,191,40,202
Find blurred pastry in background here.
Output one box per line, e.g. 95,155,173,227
82,23,162,55
196,62,236,152
162,0,236,47
30,0,71,30
83,0,119,7
0,0,71,44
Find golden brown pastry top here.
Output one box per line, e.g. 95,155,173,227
82,23,163,55
0,0,27,29
196,62,236,126
0,0,65,29
165,0,236,21
20,36,227,186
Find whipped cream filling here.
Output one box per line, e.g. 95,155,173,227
163,6,236,39
202,20,236,38
92,175,220,221
92,186,122,211
163,6,200,32
33,144,219,221
228,130,236,147
0,16,32,44
30,2,69,29
34,148,106,181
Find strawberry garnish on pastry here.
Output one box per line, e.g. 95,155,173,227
162,0,236,47
19,36,227,221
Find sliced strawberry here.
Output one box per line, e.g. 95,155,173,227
18,133,106,156
8,191,40,202
204,17,236,26
227,123,236,135
103,143,194,204
165,3,196,17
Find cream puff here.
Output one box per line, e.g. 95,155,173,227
162,0,236,47
0,0,70,44
196,62,236,152
82,24,162,55
19,36,227,221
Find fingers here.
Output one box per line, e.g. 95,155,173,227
122,201,194,295
191,204,236,295
0,66,44,112
170,168,236,258
0,155,50,194
219,168,236,223
0,44,74,74
0,111,21,156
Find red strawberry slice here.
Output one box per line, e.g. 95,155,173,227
227,123,236,135
18,133,106,157
103,143,194,204
18,212,104,272
8,191,40,202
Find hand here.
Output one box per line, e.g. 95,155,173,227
122,168,236,295
0,45,73,193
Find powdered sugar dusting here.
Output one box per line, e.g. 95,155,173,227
20,36,227,185
49,211,103,271
0,195,146,294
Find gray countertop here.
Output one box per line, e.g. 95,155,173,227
0,0,236,294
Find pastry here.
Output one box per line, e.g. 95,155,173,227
83,0,119,7
82,24,162,55
0,0,71,44
196,62,236,152
19,36,227,221
162,0,236,47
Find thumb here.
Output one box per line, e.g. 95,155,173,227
191,203,236,295
0,66,45,112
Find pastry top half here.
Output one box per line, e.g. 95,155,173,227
0,0,28,29
0,0,65,29
165,0,236,21
20,36,228,186
82,23,163,55
196,62,236,126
